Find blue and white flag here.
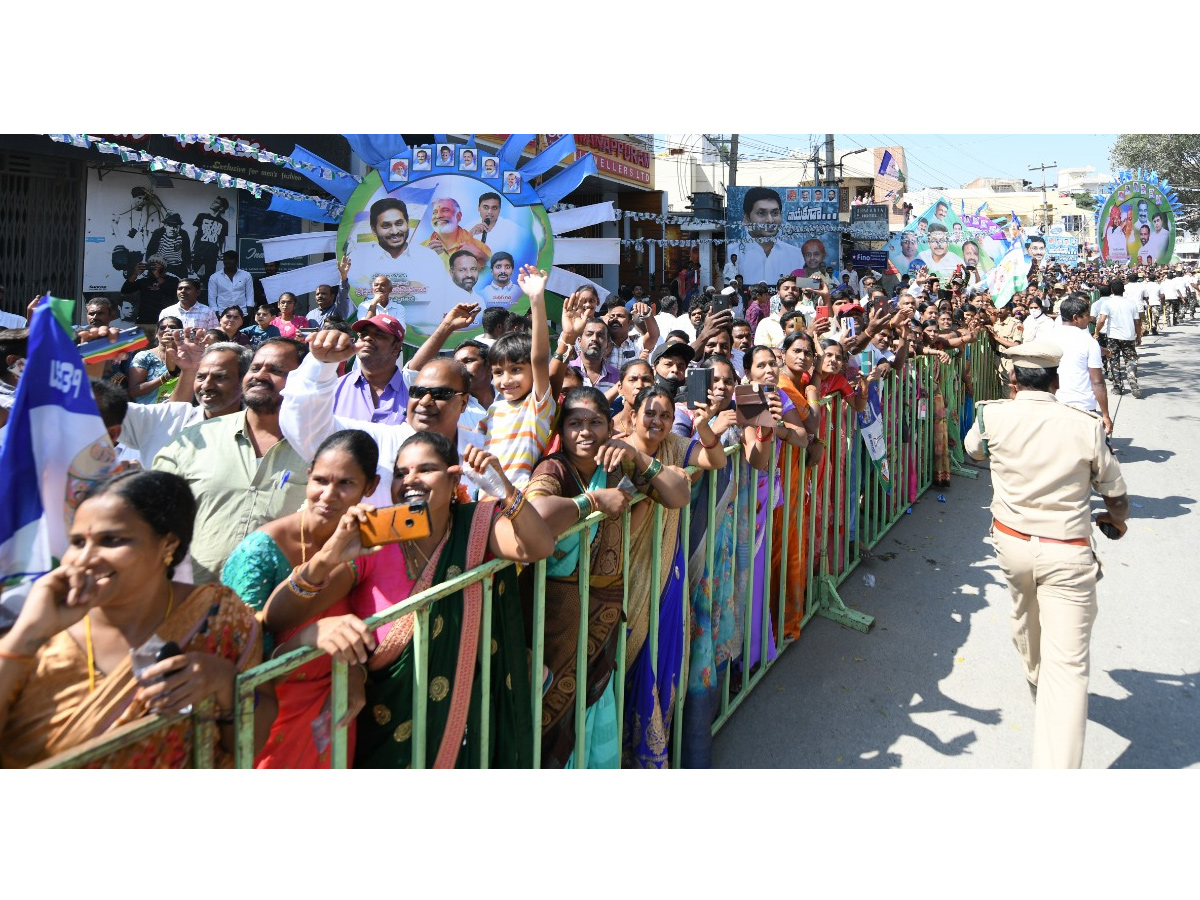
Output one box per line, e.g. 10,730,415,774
878,149,899,179
0,298,118,629
857,381,890,487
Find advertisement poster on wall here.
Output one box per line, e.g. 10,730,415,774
83,169,238,294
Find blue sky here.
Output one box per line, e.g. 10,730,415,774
738,134,1118,191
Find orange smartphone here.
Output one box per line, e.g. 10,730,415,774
359,503,431,547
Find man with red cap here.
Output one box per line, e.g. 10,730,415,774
331,313,408,426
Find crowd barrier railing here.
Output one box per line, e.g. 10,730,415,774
37,334,1006,769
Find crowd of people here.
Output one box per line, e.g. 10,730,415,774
0,244,1192,769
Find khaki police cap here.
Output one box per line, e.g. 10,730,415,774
1002,340,1062,369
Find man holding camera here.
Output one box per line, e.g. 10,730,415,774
965,341,1129,768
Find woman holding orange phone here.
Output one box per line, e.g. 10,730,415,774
261,433,556,768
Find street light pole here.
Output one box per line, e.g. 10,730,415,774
1029,161,1057,232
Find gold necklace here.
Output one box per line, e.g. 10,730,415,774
84,583,174,693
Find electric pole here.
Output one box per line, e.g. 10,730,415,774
728,134,738,187
1029,161,1057,232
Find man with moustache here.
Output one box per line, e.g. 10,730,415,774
466,191,521,256
279,330,484,505
422,196,491,269
476,251,524,308
154,338,309,584
353,198,455,331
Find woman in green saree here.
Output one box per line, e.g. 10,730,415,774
524,386,636,768
262,432,556,768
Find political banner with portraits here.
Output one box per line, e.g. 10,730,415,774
882,196,1011,281
1095,171,1179,267
1044,232,1079,268
336,143,554,346
724,185,841,286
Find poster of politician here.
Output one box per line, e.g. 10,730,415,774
1096,172,1177,266
337,147,553,342
725,185,840,284
882,196,1010,279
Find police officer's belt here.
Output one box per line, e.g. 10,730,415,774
993,520,1089,547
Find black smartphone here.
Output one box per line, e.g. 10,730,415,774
685,367,713,410
709,293,732,315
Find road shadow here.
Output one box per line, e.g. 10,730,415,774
1123,493,1195,521
1089,669,1200,768
1109,438,1175,465
1137,386,1182,399
711,477,1006,768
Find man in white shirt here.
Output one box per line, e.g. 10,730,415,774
349,197,457,333
916,224,962,278
731,187,807,284
157,278,219,331
722,253,739,283
118,341,250,465
603,294,659,369
1094,278,1142,396
1054,295,1112,434
465,191,522,258
1141,213,1169,263
280,330,482,505
1021,295,1055,343
207,251,255,314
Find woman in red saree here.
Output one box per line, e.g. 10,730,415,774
0,471,275,768
221,429,380,768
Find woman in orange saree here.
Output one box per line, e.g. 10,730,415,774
0,471,274,768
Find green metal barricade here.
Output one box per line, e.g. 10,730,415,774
37,335,1007,769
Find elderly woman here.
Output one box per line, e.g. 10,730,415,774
0,471,276,768
261,433,556,768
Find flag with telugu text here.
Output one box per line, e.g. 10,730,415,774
0,298,118,629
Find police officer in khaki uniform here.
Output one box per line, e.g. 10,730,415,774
964,341,1129,768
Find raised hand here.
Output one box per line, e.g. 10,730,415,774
560,291,589,343
517,265,548,299
443,302,481,332
337,255,351,280
306,329,359,365
172,329,208,370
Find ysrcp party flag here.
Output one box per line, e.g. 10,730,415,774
0,297,118,629
986,241,1029,308
857,381,890,487
878,150,899,179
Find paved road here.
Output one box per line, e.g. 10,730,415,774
712,316,1200,768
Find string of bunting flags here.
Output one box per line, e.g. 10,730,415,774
547,203,856,237
160,134,363,185
45,134,346,219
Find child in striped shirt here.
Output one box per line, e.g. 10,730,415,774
484,266,555,487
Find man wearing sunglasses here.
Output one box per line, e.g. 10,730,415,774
280,329,483,506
